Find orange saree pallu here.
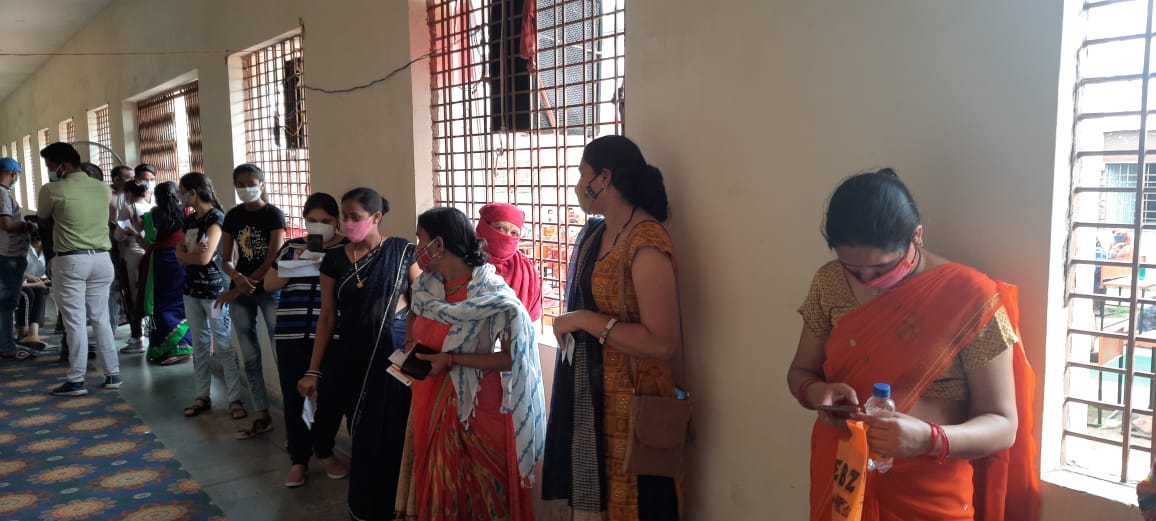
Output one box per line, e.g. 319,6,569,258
808,263,1039,521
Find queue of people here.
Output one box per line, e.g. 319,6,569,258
0,135,1048,521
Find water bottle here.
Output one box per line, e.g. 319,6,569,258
865,382,895,473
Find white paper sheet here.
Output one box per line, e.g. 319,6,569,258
302,395,315,429
277,259,322,278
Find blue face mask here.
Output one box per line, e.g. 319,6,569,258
1115,233,1128,243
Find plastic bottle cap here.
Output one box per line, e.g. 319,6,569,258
872,382,891,398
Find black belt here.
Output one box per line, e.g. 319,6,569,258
57,249,108,256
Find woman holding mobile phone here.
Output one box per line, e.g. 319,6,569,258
264,193,350,488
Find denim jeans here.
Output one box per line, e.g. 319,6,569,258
232,291,279,411
53,252,117,383
0,255,27,355
183,295,243,403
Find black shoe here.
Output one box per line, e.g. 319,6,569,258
103,375,122,389
51,381,88,396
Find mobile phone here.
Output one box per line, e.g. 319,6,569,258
306,234,325,252
398,344,439,380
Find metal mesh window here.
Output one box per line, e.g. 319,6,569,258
19,136,32,207
1064,0,1156,484
428,0,625,323
90,106,114,179
60,119,75,144
240,34,311,236
31,129,48,205
136,82,202,183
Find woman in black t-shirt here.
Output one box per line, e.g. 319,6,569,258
296,188,418,520
176,172,246,419
218,163,286,440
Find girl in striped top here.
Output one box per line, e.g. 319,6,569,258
264,193,350,488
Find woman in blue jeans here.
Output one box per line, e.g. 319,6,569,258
217,163,286,439
177,172,246,419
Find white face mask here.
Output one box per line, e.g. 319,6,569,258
304,222,336,242
146,180,156,192
236,186,262,204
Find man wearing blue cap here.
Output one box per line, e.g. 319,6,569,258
0,157,36,361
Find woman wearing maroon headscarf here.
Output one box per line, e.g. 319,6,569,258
476,203,543,321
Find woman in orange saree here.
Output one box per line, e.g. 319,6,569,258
787,169,1039,521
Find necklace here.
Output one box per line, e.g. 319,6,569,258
350,244,375,288
598,206,639,262
445,277,469,294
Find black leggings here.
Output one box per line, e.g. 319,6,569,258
276,338,345,465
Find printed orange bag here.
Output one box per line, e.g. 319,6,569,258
831,420,869,521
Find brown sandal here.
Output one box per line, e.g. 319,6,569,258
235,417,274,440
183,397,211,417
229,401,248,420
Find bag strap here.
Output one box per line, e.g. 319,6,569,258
616,223,689,397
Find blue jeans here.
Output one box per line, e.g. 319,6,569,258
0,255,27,355
183,295,243,403
232,291,279,411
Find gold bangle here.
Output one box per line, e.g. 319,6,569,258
598,317,618,345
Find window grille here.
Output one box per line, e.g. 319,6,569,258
19,136,33,207
59,119,75,144
90,106,114,179
240,34,311,236
1064,0,1156,483
136,82,202,182
428,0,626,323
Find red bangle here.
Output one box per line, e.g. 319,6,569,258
448,353,454,368
797,378,821,410
923,423,942,458
924,423,950,463
938,426,951,464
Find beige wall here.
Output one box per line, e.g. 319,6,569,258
0,0,1143,518
626,0,1131,519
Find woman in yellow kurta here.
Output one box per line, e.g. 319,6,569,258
543,135,683,521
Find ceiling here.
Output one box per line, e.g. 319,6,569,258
0,0,114,102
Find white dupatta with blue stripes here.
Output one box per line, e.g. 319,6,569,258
411,263,546,484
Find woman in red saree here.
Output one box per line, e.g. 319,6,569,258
407,207,544,521
787,169,1040,521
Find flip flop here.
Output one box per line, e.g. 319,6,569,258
235,417,273,440
159,354,191,366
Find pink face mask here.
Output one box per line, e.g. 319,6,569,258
344,218,376,243
848,242,919,289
